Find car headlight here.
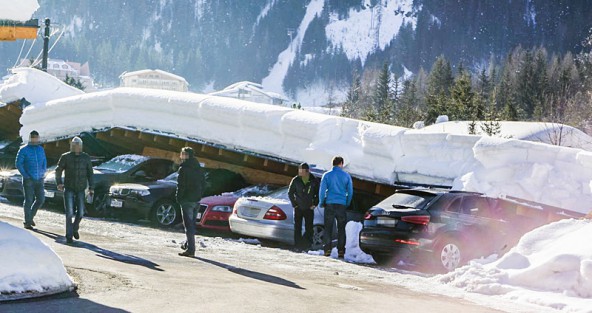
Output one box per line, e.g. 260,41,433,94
211,205,232,213
130,189,150,197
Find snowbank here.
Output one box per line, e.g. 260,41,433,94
435,219,592,313
0,0,39,21
308,221,375,264
419,121,592,151
0,221,74,300
0,68,84,105
17,87,592,215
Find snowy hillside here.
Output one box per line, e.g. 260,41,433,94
17,86,592,216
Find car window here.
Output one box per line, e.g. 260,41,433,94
161,172,178,182
375,192,436,210
460,196,491,215
446,198,462,213
264,187,289,200
137,159,172,180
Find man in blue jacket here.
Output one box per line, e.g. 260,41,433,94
319,156,353,258
16,130,47,230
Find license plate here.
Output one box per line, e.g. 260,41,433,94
377,217,397,227
44,190,55,198
196,212,203,220
242,207,260,218
110,199,123,208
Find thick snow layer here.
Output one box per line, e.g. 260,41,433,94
0,0,39,21
0,68,84,105
325,0,415,64
18,87,592,215
420,121,592,151
435,219,592,312
0,221,74,298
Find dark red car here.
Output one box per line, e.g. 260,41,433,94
197,185,276,232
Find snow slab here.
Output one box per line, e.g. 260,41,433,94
306,221,375,265
0,221,74,300
434,219,592,313
17,87,592,215
0,68,84,105
0,0,39,21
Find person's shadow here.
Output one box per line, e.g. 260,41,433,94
195,256,304,290
33,229,163,272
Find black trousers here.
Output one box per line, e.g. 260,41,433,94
180,202,198,253
323,204,347,253
294,208,314,249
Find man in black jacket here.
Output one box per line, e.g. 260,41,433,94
176,147,205,257
56,137,94,244
288,163,319,251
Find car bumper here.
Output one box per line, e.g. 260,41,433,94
197,210,232,232
229,215,294,245
107,195,153,218
359,227,433,256
0,179,23,199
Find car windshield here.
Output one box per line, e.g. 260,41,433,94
95,155,150,173
377,192,436,211
262,187,289,200
160,172,178,183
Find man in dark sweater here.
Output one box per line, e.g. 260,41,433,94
56,137,94,244
288,163,319,251
176,147,205,257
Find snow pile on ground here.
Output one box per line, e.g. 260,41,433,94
0,68,84,105
419,121,592,151
17,87,592,215
0,0,39,21
0,221,74,299
308,222,375,264
434,219,592,312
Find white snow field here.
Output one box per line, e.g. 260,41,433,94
14,85,592,215
434,218,592,313
0,0,39,21
0,221,74,300
0,68,84,105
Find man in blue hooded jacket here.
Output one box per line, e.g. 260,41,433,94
16,130,47,229
319,156,353,258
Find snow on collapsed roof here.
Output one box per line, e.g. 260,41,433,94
119,69,188,83
434,218,592,312
418,120,592,151
0,67,84,105
0,221,74,299
18,87,592,215
0,0,39,21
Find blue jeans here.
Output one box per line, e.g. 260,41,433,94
22,178,45,225
180,202,198,253
64,190,85,240
323,204,347,253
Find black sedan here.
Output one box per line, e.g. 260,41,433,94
107,168,247,227
360,189,524,272
44,154,175,216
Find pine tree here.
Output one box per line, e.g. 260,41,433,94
450,71,477,121
396,79,423,127
372,63,392,123
425,56,454,124
64,74,86,91
342,69,361,118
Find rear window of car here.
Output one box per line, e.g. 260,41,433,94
264,187,289,200
375,191,436,211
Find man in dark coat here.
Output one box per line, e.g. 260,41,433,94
15,130,47,229
288,163,319,251
56,137,94,244
176,147,205,257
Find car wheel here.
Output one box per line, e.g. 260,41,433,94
153,200,180,227
310,225,325,250
87,193,108,217
435,236,463,272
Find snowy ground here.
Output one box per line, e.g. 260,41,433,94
1,200,589,312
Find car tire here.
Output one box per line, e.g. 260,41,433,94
152,200,180,227
434,236,464,272
310,224,325,250
87,192,109,217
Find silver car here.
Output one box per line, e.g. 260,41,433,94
229,187,326,249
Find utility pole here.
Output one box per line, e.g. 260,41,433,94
42,18,50,71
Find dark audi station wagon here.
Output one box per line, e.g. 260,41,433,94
360,189,528,272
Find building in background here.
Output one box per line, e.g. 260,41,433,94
119,69,188,92
18,58,95,91
209,81,289,106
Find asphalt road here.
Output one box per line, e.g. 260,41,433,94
0,201,507,313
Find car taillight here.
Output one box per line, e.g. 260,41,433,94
394,239,420,246
364,212,375,220
401,215,430,225
263,206,287,220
